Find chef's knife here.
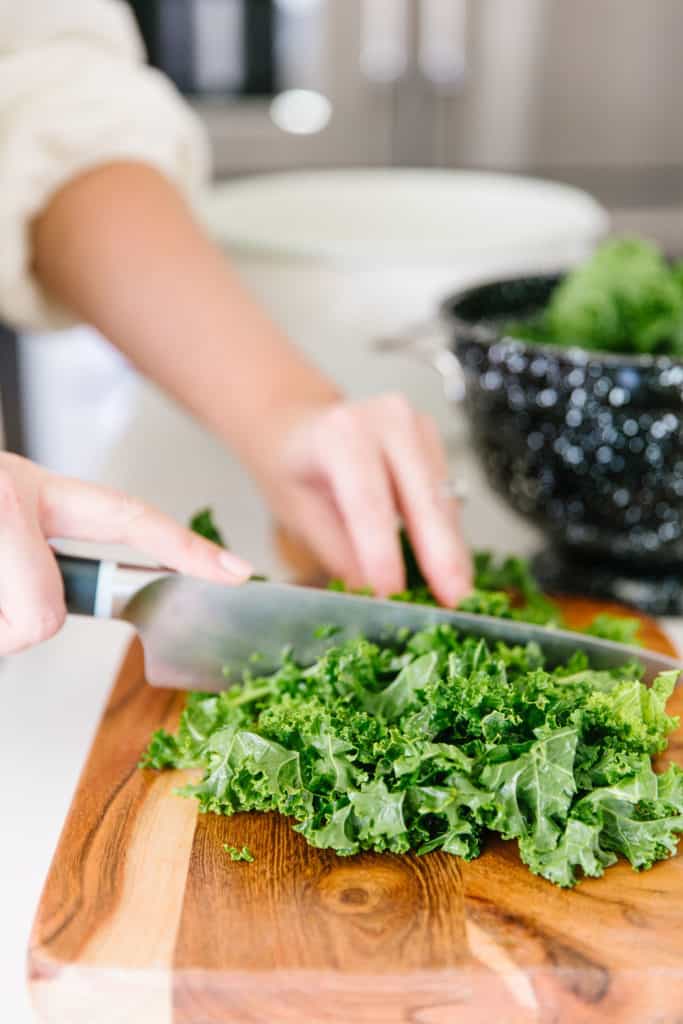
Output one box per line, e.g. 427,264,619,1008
57,554,680,691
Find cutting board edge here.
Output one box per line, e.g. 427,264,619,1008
27,957,683,1024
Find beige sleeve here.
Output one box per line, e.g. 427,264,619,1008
0,0,211,330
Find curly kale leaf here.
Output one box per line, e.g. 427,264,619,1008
142,619,681,888
480,726,578,851
224,844,255,862
520,818,617,887
139,729,182,770
508,238,683,356
189,507,226,546
584,613,642,646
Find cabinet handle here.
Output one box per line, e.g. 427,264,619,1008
418,0,468,92
360,0,409,83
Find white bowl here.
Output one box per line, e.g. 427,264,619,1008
201,168,607,266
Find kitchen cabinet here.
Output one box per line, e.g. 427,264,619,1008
130,0,398,172
176,0,683,214
435,0,683,208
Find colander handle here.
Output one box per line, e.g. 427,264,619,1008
372,318,465,402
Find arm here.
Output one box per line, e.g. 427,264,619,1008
31,161,472,604
32,162,336,485
1,0,470,603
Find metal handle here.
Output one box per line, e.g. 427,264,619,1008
418,0,468,92
373,319,466,402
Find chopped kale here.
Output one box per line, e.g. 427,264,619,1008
143,628,680,887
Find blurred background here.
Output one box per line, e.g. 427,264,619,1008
4,0,683,574
132,0,683,206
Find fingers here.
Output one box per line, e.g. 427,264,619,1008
368,395,472,606
320,406,405,596
416,413,472,600
40,474,253,583
294,396,471,603
283,487,366,589
0,469,66,654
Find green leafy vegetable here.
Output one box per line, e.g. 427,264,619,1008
584,613,641,646
165,515,670,886
142,625,681,887
388,534,642,648
471,551,559,626
189,507,226,546
507,237,683,356
223,844,255,862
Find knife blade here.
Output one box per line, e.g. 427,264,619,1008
57,554,680,691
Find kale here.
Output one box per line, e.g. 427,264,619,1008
142,628,681,887
223,844,255,862
159,517,671,886
584,613,642,646
507,237,683,356
189,507,226,546
389,536,642,647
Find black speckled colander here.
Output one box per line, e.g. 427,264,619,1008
442,275,683,608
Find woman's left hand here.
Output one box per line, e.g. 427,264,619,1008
258,394,472,606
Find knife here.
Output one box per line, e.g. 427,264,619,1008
56,553,680,691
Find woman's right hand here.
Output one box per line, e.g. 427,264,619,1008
0,453,253,655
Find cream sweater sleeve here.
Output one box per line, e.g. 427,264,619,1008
0,0,211,330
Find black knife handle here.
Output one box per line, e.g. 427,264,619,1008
56,554,102,617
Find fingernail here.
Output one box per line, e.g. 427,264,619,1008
219,550,253,579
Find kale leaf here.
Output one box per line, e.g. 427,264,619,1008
142,624,681,888
223,844,255,862
508,237,683,356
391,535,642,647
164,516,673,887
189,507,226,546
584,613,641,646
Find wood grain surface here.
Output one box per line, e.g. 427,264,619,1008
29,599,683,1024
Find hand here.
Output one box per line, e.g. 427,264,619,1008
0,453,252,655
258,395,472,606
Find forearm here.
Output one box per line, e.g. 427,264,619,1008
31,161,339,479
31,160,471,603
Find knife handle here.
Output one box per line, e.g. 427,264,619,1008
56,554,115,618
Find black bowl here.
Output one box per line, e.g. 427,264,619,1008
444,274,683,571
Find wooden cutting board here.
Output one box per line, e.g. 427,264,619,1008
29,598,683,1024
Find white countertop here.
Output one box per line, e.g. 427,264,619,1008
3,613,683,1023
1,617,134,1024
